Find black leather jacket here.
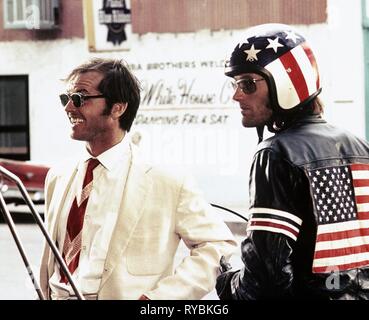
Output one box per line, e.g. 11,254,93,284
218,114,369,300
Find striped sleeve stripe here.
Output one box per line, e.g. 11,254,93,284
249,207,303,225
248,207,302,241
248,221,299,241
250,218,300,233
248,213,301,230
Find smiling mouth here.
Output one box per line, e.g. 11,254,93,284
69,116,85,125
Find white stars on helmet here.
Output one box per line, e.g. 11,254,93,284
225,24,321,113
285,30,301,43
266,37,284,53
244,44,261,61
238,38,249,48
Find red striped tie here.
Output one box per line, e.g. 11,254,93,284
60,158,100,284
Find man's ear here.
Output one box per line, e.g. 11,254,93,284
111,102,127,119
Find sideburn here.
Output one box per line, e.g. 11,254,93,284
102,103,112,116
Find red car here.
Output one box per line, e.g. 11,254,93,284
0,158,50,206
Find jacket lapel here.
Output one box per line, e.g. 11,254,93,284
100,150,153,288
47,166,77,242
44,163,78,279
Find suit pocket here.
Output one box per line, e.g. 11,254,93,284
126,236,170,275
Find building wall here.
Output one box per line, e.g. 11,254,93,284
0,0,84,40
0,0,365,208
131,0,327,34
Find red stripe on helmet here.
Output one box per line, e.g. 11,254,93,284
301,42,320,90
279,50,309,103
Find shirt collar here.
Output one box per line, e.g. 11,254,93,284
82,136,131,171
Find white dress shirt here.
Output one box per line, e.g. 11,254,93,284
49,137,131,299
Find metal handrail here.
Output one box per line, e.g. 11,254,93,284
210,203,249,222
0,165,85,300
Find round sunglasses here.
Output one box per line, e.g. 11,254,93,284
231,78,265,95
59,92,105,108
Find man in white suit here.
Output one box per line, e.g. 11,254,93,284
40,58,236,300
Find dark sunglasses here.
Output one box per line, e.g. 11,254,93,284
231,78,265,95
59,92,105,108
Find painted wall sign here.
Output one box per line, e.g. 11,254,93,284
128,59,236,127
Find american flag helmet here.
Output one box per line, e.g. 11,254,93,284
225,23,322,113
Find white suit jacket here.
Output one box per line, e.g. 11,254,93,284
39,144,237,299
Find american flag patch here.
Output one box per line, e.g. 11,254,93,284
247,208,302,241
307,164,369,273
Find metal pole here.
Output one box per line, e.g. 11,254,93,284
210,203,249,222
0,165,85,300
0,192,45,300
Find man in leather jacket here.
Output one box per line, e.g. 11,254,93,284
216,23,369,300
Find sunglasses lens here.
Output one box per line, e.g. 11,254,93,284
71,94,82,108
59,94,70,107
239,79,257,94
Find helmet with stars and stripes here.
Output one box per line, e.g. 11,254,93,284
225,23,322,114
